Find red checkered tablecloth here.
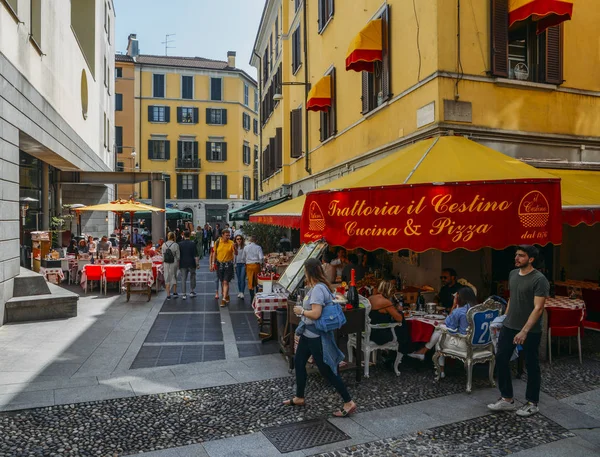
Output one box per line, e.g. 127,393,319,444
545,296,586,310
40,267,65,283
405,316,445,343
122,270,154,289
252,292,288,317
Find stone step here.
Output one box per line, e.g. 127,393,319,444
12,268,51,297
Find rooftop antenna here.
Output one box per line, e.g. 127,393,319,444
161,34,175,56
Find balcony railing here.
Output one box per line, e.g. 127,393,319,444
176,157,201,170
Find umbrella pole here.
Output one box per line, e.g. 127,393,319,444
130,211,134,257
117,211,122,259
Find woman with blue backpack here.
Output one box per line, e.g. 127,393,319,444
283,258,357,417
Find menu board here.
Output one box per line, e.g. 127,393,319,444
277,242,326,294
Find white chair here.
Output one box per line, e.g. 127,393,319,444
433,297,502,393
61,259,71,284
347,295,403,378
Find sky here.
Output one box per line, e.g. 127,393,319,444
114,0,265,78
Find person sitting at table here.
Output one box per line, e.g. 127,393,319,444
321,250,337,284
368,279,410,353
330,248,349,280
155,238,165,250
77,239,88,254
341,254,366,284
67,239,78,255
407,287,478,378
97,236,112,255
143,240,156,257
86,236,96,253
438,268,464,312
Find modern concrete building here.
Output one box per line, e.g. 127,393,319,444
0,1,116,321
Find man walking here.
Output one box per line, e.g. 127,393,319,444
244,235,264,302
213,224,221,242
488,245,549,417
202,224,210,255
178,230,198,300
210,228,235,307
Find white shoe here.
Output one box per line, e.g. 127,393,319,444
487,398,517,412
407,352,425,361
516,402,539,417
189,292,197,297
238,293,244,298
440,372,445,379
182,294,187,300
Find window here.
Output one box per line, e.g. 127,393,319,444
206,175,227,199
206,108,227,125
210,78,222,101
318,0,334,33
177,140,199,168
269,34,273,71
30,0,42,49
148,139,170,160
243,143,251,165
115,93,123,111
115,67,123,78
292,27,302,73
104,57,108,87
153,74,165,98
275,16,280,56
104,2,107,32
243,112,251,130
243,176,251,200
491,2,563,84
103,113,107,147
116,161,124,172
253,118,258,135
148,105,170,122
177,107,198,124
294,0,301,12
263,49,269,86
290,108,303,158
178,174,198,199
320,68,336,141
361,5,391,114
181,75,194,99
254,89,258,112
206,141,227,161
115,126,123,153
244,83,249,106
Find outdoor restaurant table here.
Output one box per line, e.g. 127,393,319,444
80,263,132,290
539,296,586,361
122,269,154,302
251,292,289,343
405,314,446,343
39,267,64,284
554,280,600,294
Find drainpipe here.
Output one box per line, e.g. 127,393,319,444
303,0,311,174
253,50,263,192
138,63,143,199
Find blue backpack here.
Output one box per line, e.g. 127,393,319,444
312,284,347,332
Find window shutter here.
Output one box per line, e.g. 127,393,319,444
381,5,391,101
221,175,228,199
329,0,334,18
222,109,228,124
275,128,283,169
319,112,326,142
331,68,337,134
290,109,302,158
177,107,182,123
206,108,211,124
269,137,276,175
318,0,323,31
177,141,182,159
193,107,199,124
221,142,228,161
177,175,183,199
165,141,171,160
361,72,370,114
206,175,211,199
148,182,152,199
148,140,154,160
165,176,171,199
193,174,198,199
490,0,509,78
545,25,563,85
193,141,199,159
165,107,171,122
148,105,154,122
206,142,211,161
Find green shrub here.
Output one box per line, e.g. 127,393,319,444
240,223,284,254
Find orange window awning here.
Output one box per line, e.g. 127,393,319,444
509,0,573,34
345,19,383,73
306,75,332,112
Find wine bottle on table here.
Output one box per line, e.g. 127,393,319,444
346,268,359,309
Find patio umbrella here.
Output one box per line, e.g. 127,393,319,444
75,199,165,257
127,208,192,220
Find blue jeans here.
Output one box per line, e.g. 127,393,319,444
235,263,246,294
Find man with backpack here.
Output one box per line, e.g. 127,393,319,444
161,232,180,300
178,230,198,300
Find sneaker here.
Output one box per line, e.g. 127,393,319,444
182,294,187,300
238,293,244,298
190,292,197,297
407,353,425,361
440,372,446,379
516,402,539,417
487,398,517,412
166,295,171,300
172,293,179,298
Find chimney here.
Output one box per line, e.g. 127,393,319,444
127,34,139,58
227,51,236,68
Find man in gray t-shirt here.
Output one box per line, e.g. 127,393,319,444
488,245,549,418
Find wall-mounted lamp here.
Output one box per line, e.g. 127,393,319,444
105,216,109,222
273,81,310,101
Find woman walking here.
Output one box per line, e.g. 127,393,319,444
234,234,246,299
162,232,180,300
284,258,357,417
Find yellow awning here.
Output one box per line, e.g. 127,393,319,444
306,75,332,112
545,169,600,226
250,195,306,228
345,19,383,72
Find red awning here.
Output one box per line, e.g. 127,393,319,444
509,0,573,34
306,76,332,112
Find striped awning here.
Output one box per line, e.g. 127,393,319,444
509,0,573,33
345,19,383,72
306,76,332,112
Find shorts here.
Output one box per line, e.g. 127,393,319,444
216,261,234,282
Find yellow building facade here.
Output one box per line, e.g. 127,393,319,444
118,35,259,226
251,0,600,200
115,54,136,200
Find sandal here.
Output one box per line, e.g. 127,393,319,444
283,398,305,407
220,299,227,307
333,404,357,417
214,293,219,299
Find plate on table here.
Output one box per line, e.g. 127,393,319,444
424,314,446,320
411,311,427,316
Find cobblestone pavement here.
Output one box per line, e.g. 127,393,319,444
308,413,575,457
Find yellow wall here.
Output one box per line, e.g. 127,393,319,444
136,68,258,200
257,0,600,196
115,59,135,199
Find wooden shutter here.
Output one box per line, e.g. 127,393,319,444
193,174,198,199
290,109,302,158
148,140,154,160
206,108,211,124
165,175,171,199
221,109,228,125
193,107,199,124
206,175,212,199
221,142,228,161
330,68,337,134
545,25,563,85
177,107,182,123
319,112,326,142
275,128,283,169
193,141,199,160
318,0,323,31
221,175,228,199
381,5,391,100
361,72,370,114
329,0,334,19
148,105,154,121
490,0,509,78
165,107,171,122
177,175,183,199
148,181,152,199
164,140,170,160
206,142,211,161
269,137,276,176
177,141,182,160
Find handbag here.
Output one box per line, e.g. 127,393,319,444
312,283,347,332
